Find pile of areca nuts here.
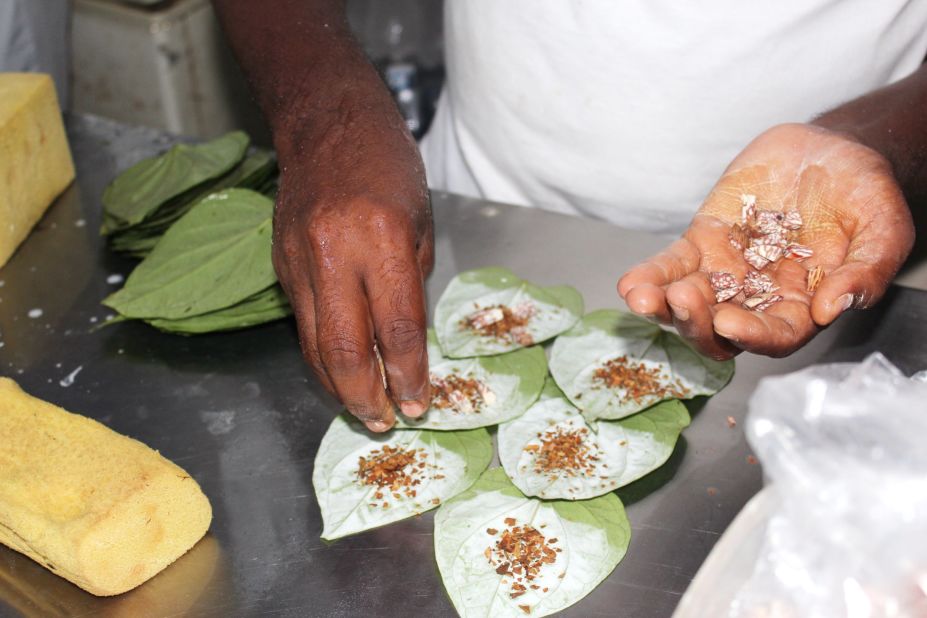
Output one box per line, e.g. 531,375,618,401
709,194,824,312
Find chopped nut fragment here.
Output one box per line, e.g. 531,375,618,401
806,266,825,294
784,243,814,261
519,604,531,614
783,210,803,230
729,223,749,251
742,270,777,298
504,517,517,526
726,416,737,428
709,271,742,303
741,293,783,312
747,455,759,465
487,528,498,535
743,246,771,270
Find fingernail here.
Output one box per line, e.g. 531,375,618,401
669,304,690,321
716,329,739,342
837,293,854,313
401,401,427,418
367,420,392,433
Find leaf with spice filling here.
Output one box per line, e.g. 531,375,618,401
498,379,689,500
395,330,547,430
550,310,733,421
313,415,492,540
434,267,583,358
434,467,630,618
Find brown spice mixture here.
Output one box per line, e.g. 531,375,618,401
593,355,689,402
430,372,493,414
525,427,598,477
356,445,429,502
486,520,559,600
461,303,536,346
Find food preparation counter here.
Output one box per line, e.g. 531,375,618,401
1,115,925,617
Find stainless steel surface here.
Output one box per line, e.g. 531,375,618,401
1,115,925,617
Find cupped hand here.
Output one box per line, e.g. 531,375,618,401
272,96,434,432
618,123,914,360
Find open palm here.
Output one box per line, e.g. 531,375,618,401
618,123,914,360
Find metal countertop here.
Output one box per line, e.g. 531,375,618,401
1,115,925,618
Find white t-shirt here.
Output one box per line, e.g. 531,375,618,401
420,0,927,233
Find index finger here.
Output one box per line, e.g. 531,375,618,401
314,274,396,432
366,251,431,419
618,238,701,297
618,238,701,323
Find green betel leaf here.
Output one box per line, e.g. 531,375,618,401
146,284,291,334
313,415,493,540
103,189,275,319
549,310,734,421
434,467,630,618
101,131,250,233
395,330,547,430
434,267,583,358
498,380,689,500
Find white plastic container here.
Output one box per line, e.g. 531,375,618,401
71,0,267,141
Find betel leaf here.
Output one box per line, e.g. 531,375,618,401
101,131,250,233
434,267,583,358
103,189,275,319
434,467,630,618
109,149,277,258
313,415,492,540
550,310,734,421
498,378,689,500
395,330,547,430
146,284,291,335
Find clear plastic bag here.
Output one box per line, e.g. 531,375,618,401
729,353,927,618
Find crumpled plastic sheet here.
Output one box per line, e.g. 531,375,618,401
731,353,927,618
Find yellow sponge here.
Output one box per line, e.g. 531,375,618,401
0,378,212,596
0,73,75,269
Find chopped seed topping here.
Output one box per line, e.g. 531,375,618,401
356,445,434,504
526,426,599,477
462,302,536,346
485,518,559,599
430,372,495,414
593,355,689,402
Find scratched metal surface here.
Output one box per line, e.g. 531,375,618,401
1,115,926,618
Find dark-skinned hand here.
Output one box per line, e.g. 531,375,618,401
272,82,434,433
618,123,914,360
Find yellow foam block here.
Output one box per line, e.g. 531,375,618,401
0,73,75,268
0,378,212,596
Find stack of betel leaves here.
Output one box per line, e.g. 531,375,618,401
100,131,291,334
313,267,735,618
